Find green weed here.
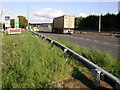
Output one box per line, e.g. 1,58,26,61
48,35,120,78
2,31,74,88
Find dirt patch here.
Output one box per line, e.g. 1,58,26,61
52,78,113,90
51,68,113,90
52,78,90,89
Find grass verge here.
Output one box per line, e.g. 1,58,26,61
2,31,79,88
48,35,120,79
2,30,119,88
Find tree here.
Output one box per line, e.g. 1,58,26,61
18,16,28,28
75,17,83,29
10,19,15,28
101,13,117,31
75,13,120,32
79,15,98,31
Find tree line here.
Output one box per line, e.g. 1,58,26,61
75,13,120,32
1,13,120,32
10,16,28,28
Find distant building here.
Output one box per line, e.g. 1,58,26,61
29,23,52,31
29,23,52,27
118,1,120,13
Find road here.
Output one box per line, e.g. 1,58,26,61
38,27,120,59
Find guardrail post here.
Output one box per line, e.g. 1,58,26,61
92,69,101,87
64,48,68,61
38,34,41,37
35,35,38,38
51,40,54,50
44,37,46,40
115,81,120,89
41,35,44,39
32,32,36,37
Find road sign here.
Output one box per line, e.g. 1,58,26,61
5,16,10,27
8,28,21,34
15,18,19,28
5,16,10,21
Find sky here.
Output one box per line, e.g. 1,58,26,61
0,1,119,23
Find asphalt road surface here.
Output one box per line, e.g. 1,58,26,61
38,27,120,59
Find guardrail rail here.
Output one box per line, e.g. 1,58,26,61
31,31,120,89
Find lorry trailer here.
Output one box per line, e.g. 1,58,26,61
52,15,75,34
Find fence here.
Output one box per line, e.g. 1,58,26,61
31,31,120,89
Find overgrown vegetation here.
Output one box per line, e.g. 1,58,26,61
48,36,120,79
2,31,82,88
2,31,120,88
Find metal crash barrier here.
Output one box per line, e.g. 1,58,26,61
32,31,120,89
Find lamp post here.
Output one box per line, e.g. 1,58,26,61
0,10,3,30
99,1,101,33
0,9,3,39
27,2,29,30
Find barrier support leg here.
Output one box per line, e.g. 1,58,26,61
92,69,101,87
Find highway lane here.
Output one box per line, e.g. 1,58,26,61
37,28,119,59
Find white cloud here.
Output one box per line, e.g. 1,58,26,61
79,13,101,17
34,8,64,18
79,13,89,17
33,8,64,23
30,17,53,23
90,13,99,16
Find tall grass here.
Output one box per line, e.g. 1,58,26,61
2,31,76,88
48,36,120,79
2,31,120,88
0,32,2,89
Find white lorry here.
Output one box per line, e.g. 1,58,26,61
52,15,75,34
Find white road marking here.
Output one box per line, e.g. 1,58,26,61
86,39,90,41
103,42,110,45
80,38,83,40
74,37,77,38
51,34,116,47
116,45,120,46
94,40,99,42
